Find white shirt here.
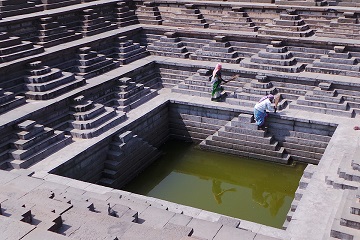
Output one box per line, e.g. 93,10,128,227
254,99,274,112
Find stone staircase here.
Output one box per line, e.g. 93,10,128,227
171,69,239,100
79,8,117,37
110,77,158,112
0,87,26,114
5,120,72,169
200,113,291,164
113,36,148,65
227,74,288,110
0,32,44,63
162,4,209,28
190,35,242,63
227,40,267,58
36,16,82,48
74,46,120,79
158,66,194,88
316,12,360,39
335,148,360,189
306,45,360,77
39,0,82,10
283,164,316,229
330,189,360,239
209,7,259,32
278,129,331,165
240,40,306,73
65,96,127,139
0,0,42,18
24,61,85,100
148,32,190,58
289,82,355,118
168,105,233,142
135,1,163,25
258,9,315,37
115,1,139,27
275,0,327,6
98,131,161,189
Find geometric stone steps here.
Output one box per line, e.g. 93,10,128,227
24,61,85,100
162,4,208,28
8,135,72,169
241,57,306,73
271,82,315,101
168,112,228,142
67,110,126,139
114,78,158,112
199,114,290,164
115,2,139,27
257,10,314,38
79,8,117,37
306,63,360,77
40,0,82,10
0,1,42,18
4,120,73,169
305,46,360,77
330,189,360,239
0,89,26,114
147,32,190,59
24,73,85,100
190,36,242,64
289,96,355,118
158,68,193,88
69,106,118,129
36,16,82,47
0,41,44,63
116,87,158,112
283,163,316,230
113,36,149,65
0,33,41,57
135,2,163,25
74,47,120,79
98,131,161,189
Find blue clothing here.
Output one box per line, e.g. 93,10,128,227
254,108,267,126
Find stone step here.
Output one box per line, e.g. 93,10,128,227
240,58,305,73
189,53,241,64
25,78,85,100
0,45,44,63
9,131,68,160
283,136,328,149
25,72,76,92
0,95,26,114
9,135,72,169
289,98,355,118
116,89,157,112
199,141,290,164
68,112,126,139
69,108,118,130
211,132,279,151
306,64,360,77
205,135,285,158
12,128,55,150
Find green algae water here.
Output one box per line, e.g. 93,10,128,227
123,139,306,228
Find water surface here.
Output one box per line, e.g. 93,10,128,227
123,140,306,228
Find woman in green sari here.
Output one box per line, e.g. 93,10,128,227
210,63,228,101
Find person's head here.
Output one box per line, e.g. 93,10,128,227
215,63,222,71
267,94,274,102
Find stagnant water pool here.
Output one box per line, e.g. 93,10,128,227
123,139,306,228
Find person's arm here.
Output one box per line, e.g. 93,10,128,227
266,100,275,112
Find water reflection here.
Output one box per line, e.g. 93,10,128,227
123,140,306,228
212,180,236,204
